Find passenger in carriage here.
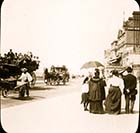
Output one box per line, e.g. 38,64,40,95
7,49,15,64
3,53,8,63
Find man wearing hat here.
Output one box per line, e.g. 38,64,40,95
123,67,137,113
19,68,32,97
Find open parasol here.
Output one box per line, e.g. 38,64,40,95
81,61,104,69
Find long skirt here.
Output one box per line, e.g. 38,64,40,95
89,100,104,114
104,86,122,114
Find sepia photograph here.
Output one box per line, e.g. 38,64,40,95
0,0,140,133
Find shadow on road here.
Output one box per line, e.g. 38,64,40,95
30,86,56,91
120,110,139,114
9,96,46,101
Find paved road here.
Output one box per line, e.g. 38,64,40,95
1,78,139,133
1,78,80,108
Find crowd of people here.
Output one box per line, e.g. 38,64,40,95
81,67,138,115
0,49,40,75
0,49,40,66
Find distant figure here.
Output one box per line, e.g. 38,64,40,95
123,67,137,113
81,77,89,111
7,49,15,63
19,68,32,97
88,69,106,114
44,68,50,84
104,70,124,114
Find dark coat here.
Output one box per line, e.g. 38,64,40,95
123,74,137,96
88,77,106,101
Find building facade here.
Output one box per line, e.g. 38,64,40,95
104,11,140,78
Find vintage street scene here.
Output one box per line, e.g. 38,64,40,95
0,0,140,133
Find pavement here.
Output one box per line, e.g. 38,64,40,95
1,78,139,133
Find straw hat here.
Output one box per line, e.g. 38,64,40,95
21,68,28,72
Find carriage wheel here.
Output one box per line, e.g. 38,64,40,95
30,72,36,87
62,78,66,85
57,80,60,85
56,78,60,85
2,88,8,98
66,76,69,82
52,79,56,86
63,80,66,85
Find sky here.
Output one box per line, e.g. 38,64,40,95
1,0,139,74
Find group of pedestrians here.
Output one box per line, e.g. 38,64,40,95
81,67,138,115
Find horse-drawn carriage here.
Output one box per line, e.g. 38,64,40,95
0,51,39,98
44,66,70,85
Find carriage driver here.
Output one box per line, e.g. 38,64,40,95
19,68,32,97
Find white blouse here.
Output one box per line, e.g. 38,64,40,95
19,72,32,83
81,83,89,93
107,75,124,92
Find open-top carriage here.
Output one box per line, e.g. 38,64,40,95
0,75,28,98
0,51,39,98
44,66,70,85
0,64,27,98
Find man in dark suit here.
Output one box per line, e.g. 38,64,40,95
123,67,137,113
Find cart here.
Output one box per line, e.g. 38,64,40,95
44,66,70,85
0,63,37,98
0,78,28,98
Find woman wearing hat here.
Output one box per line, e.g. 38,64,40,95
104,70,124,114
88,69,106,114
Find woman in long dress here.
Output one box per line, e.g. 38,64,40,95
88,69,106,114
104,70,124,114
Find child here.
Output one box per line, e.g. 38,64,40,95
81,77,89,111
